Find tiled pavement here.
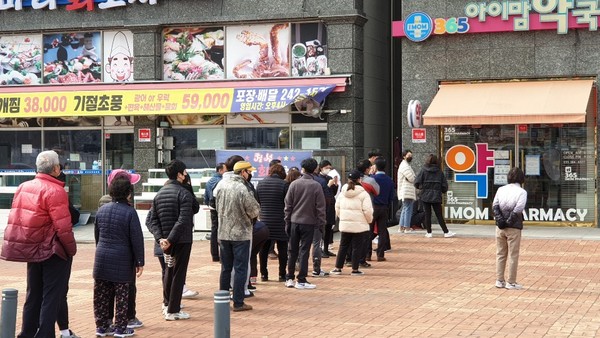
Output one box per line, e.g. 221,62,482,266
3,225,600,337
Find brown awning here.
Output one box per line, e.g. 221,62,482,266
423,79,594,125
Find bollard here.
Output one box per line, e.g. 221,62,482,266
1,288,18,338
214,290,230,338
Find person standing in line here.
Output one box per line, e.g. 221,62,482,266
284,158,326,290
98,169,144,330
204,162,226,262
93,176,145,337
397,150,416,234
1,150,77,338
147,159,195,321
266,159,282,260
371,157,396,261
317,160,338,259
56,166,81,338
215,161,260,311
414,154,456,238
493,167,527,290
257,163,289,282
367,149,382,175
330,170,373,276
181,173,200,299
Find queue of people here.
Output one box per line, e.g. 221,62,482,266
0,148,527,337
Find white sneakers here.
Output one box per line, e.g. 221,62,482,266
425,232,456,238
294,281,316,289
425,233,433,238
285,279,295,288
495,280,506,288
165,311,190,321
505,282,523,290
181,289,199,299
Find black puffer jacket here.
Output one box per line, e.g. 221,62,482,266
414,166,448,204
94,200,145,283
256,175,289,241
147,180,195,245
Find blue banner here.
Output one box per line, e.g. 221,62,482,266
216,150,313,179
231,85,335,113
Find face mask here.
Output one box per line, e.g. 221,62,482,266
406,157,413,163
321,168,331,175
246,172,253,182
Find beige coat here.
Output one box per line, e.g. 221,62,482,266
335,184,373,233
397,159,416,200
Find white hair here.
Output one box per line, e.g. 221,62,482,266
36,150,59,174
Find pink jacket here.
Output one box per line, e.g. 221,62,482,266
1,173,77,262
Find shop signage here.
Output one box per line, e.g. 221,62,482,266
0,84,335,118
392,0,597,40
138,128,151,142
411,128,426,143
0,0,157,11
407,99,422,128
444,205,588,222
216,150,312,179
445,143,495,198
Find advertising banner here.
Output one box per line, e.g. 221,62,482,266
0,34,42,85
216,149,312,179
104,30,134,83
291,23,328,77
43,31,102,83
0,83,336,118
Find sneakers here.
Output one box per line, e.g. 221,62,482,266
376,257,386,262
62,330,81,338
351,270,364,276
359,262,372,268
181,289,199,299
294,281,317,289
233,303,253,312
126,317,143,329
247,284,257,291
444,231,456,238
505,282,523,290
312,270,330,277
249,276,257,284
495,280,506,288
404,228,414,233
96,326,115,337
285,279,295,288
244,291,255,298
325,251,336,257
165,311,191,321
114,328,135,338
330,268,342,275
425,233,433,238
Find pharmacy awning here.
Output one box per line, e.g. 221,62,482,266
423,79,594,125
0,76,350,118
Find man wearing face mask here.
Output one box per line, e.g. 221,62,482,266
316,160,338,261
397,150,417,233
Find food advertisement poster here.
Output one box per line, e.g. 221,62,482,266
166,114,225,126
226,23,290,79
43,31,102,84
291,23,328,77
103,30,134,83
0,34,42,85
226,111,290,125
163,27,225,81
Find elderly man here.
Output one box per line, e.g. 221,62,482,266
1,150,77,338
215,161,260,312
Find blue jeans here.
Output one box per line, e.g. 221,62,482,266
399,199,414,228
219,240,250,307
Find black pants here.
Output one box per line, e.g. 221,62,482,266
286,223,315,283
335,231,368,270
373,206,390,258
210,210,220,260
259,239,288,280
18,254,70,338
323,223,334,248
164,243,192,314
250,226,269,279
423,202,449,234
56,256,73,330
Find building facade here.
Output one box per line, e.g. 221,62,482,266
0,0,391,215
395,0,599,227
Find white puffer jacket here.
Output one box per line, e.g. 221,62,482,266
397,160,416,200
335,184,373,233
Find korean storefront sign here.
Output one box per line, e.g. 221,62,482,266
216,150,312,179
0,0,157,11
0,83,336,117
393,0,598,41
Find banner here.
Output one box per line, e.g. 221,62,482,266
216,149,312,179
0,84,336,118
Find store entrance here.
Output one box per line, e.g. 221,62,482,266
103,130,134,196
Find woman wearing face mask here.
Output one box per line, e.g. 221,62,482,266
397,150,416,233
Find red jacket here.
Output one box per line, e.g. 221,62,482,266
1,173,77,262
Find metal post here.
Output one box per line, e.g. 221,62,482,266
1,288,18,338
214,290,230,338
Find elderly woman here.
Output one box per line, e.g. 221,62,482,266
94,176,144,337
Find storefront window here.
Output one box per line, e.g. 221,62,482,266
226,127,289,149
442,121,595,225
172,128,218,168
292,125,327,149
0,131,41,208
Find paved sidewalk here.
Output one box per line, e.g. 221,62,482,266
2,225,600,337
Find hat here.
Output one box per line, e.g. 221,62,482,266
233,161,256,173
107,169,141,186
348,169,363,180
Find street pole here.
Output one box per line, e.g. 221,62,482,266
1,288,18,338
214,290,230,338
